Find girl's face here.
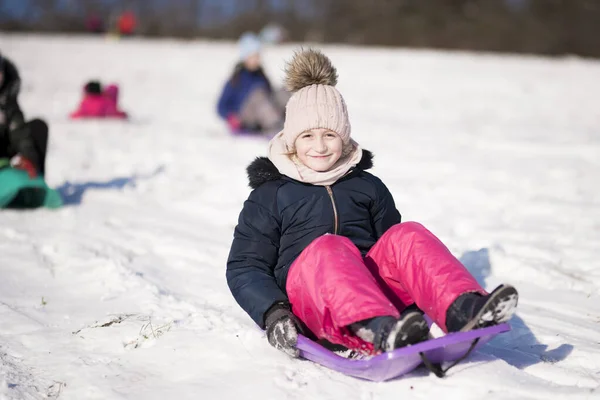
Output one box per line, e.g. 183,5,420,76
244,53,261,71
294,128,343,172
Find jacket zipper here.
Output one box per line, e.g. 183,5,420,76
325,186,339,235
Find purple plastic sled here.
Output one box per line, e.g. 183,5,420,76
297,323,510,381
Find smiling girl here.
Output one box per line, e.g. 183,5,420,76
226,49,518,357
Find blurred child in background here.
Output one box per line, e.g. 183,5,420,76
0,52,50,179
217,32,289,136
70,80,128,119
0,52,61,209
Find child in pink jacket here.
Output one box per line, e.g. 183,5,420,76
70,81,128,119
226,50,519,357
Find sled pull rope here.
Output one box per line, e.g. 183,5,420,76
419,338,480,378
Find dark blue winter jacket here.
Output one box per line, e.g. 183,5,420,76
217,66,272,119
226,151,402,328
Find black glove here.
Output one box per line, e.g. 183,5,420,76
264,302,301,358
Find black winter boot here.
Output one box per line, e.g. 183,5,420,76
446,284,519,333
349,308,429,352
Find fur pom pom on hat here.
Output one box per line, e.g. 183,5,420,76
284,49,338,91
282,49,351,150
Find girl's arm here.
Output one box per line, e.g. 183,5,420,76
216,81,235,120
226,192,288,328
370,176,402,239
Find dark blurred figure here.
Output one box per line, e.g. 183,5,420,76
0,52,49,178
85,13,105,34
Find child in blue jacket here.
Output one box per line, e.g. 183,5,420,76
217,32,289,135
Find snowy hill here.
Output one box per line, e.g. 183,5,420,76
0,34,599,399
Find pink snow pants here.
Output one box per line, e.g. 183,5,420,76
286,222,486,351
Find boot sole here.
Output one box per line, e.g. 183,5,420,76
460,285,519,332
387,312,430,350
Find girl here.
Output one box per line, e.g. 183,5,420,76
217,32,289,136
226,49,518,357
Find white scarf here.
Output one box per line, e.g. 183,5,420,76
267,131,363,186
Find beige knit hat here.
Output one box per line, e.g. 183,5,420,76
282,49,351,151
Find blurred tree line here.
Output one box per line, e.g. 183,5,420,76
1,0,599,57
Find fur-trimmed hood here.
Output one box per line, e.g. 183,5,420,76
246,149,374,189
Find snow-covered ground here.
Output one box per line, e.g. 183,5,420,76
0,34,599,399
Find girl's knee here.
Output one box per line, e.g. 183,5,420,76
303,234,362,262
291,234,360,278
388,221,426,236
310,234,353,250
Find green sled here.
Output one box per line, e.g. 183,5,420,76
0,159,63,209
